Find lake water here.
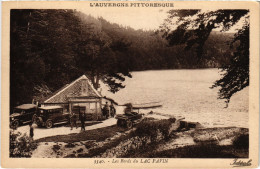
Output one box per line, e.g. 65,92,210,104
101,69,249,128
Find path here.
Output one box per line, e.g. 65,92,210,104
15,111,172,140
16,118,117,140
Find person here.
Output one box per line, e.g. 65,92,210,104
102,107,106,117
70,113,78,130
29,123,34,140
104,102,110,118
124,103,133,115
110,103,116,117
79,111,86,131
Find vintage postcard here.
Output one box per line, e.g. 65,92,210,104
1,1,259,168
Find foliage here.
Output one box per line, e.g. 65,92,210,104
159,10,249,103
10,10,132,108
134,118,176,142
11,9,236,109
10,131,38,158
211,25,249,105
233,134,249,149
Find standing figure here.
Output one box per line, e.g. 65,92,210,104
110,103,116,117
70,113,78,130
79,112,86,131
29,123,34,140
104,102,110,119
124,103,133,115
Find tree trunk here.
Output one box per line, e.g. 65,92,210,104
94,72,100,90
26,12,31,38
90,71,100,90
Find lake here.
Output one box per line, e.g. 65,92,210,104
100,69,249,128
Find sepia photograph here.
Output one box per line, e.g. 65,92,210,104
1,1,259,168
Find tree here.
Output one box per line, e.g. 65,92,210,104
10,9,242,109
10,10,133,109
159,10,249,105
76,33,132,93
74,14,133,93
10,10,83,108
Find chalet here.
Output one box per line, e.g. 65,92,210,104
38,75,115,120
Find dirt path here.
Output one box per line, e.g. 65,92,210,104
16,118,117,140
16,112,172,140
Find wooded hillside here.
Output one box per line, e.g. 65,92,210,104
10,9,234,108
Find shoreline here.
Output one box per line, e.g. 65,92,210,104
10,113,248,158
29,117,248,158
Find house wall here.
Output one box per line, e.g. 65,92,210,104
42,98,103,120
69,97,102,120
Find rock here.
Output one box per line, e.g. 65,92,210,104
131,144,136,150
168,120,181,134
193,127,248,144
65,142,75,148
179,121,189,129
148,111,154,114
52,144,61,152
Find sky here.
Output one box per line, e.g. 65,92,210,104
78,7,170,30
78,7,247,32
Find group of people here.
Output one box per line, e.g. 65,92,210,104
70,111,86,131
102,102,116,119
70,102,116,130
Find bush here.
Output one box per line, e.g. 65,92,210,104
10,130,38,158
134,118,176,142
233,134,249,149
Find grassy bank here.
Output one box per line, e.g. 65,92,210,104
36,125,127,143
